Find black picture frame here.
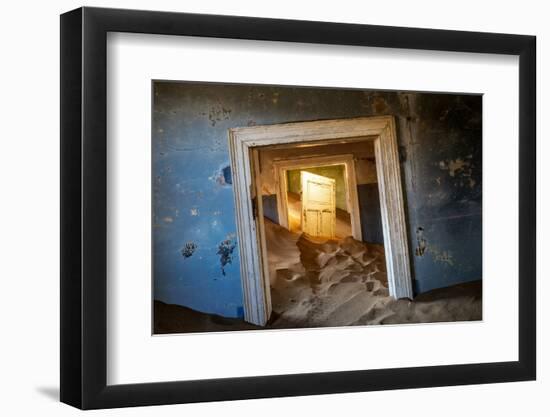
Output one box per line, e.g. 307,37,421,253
60,6,536,410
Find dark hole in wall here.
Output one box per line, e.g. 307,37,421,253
222,165,232,185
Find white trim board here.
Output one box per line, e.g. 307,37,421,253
228,116,413,326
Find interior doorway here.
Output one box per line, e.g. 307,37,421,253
229,116,413,326
272,154,362,241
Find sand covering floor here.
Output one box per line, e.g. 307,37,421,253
153,220,481,334
265,219,481,328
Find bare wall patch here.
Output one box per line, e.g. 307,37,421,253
217,234,237,276
209,163,233,187
181,241,197,258
438,155,476,188
415,227,427,257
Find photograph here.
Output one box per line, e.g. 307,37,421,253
152,81,483,334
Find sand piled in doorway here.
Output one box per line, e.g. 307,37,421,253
265,219,481,328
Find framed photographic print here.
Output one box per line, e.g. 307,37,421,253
60,6,536,409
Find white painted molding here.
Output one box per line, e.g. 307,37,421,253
374,122,413,299
229,116,413,326
228,131,271,326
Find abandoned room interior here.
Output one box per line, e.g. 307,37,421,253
254,137,393,328
153,81,482,334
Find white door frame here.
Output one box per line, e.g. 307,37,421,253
272,154,363,241
229,116,413,326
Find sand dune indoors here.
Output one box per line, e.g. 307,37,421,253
264,218,481,328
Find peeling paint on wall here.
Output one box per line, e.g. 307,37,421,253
414,227,454,266
201,104,232,126
415,227,427,257
430,247,455,266
181,242,197,258
415,227,460,266
209,163,233,187
217,234,237,276
438,155,476,188
371,94,390,114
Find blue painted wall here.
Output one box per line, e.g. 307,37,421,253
153,81,482,317
358,184,384,245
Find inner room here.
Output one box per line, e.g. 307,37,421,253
256,137,390,328
284,165,351,239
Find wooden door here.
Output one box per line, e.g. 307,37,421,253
300,171,336,238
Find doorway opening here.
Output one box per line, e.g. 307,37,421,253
271,154,363,241
229,116,413,326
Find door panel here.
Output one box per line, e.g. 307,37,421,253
301,171,336,238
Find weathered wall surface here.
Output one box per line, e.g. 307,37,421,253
153,81,482,317
399,93,482,293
